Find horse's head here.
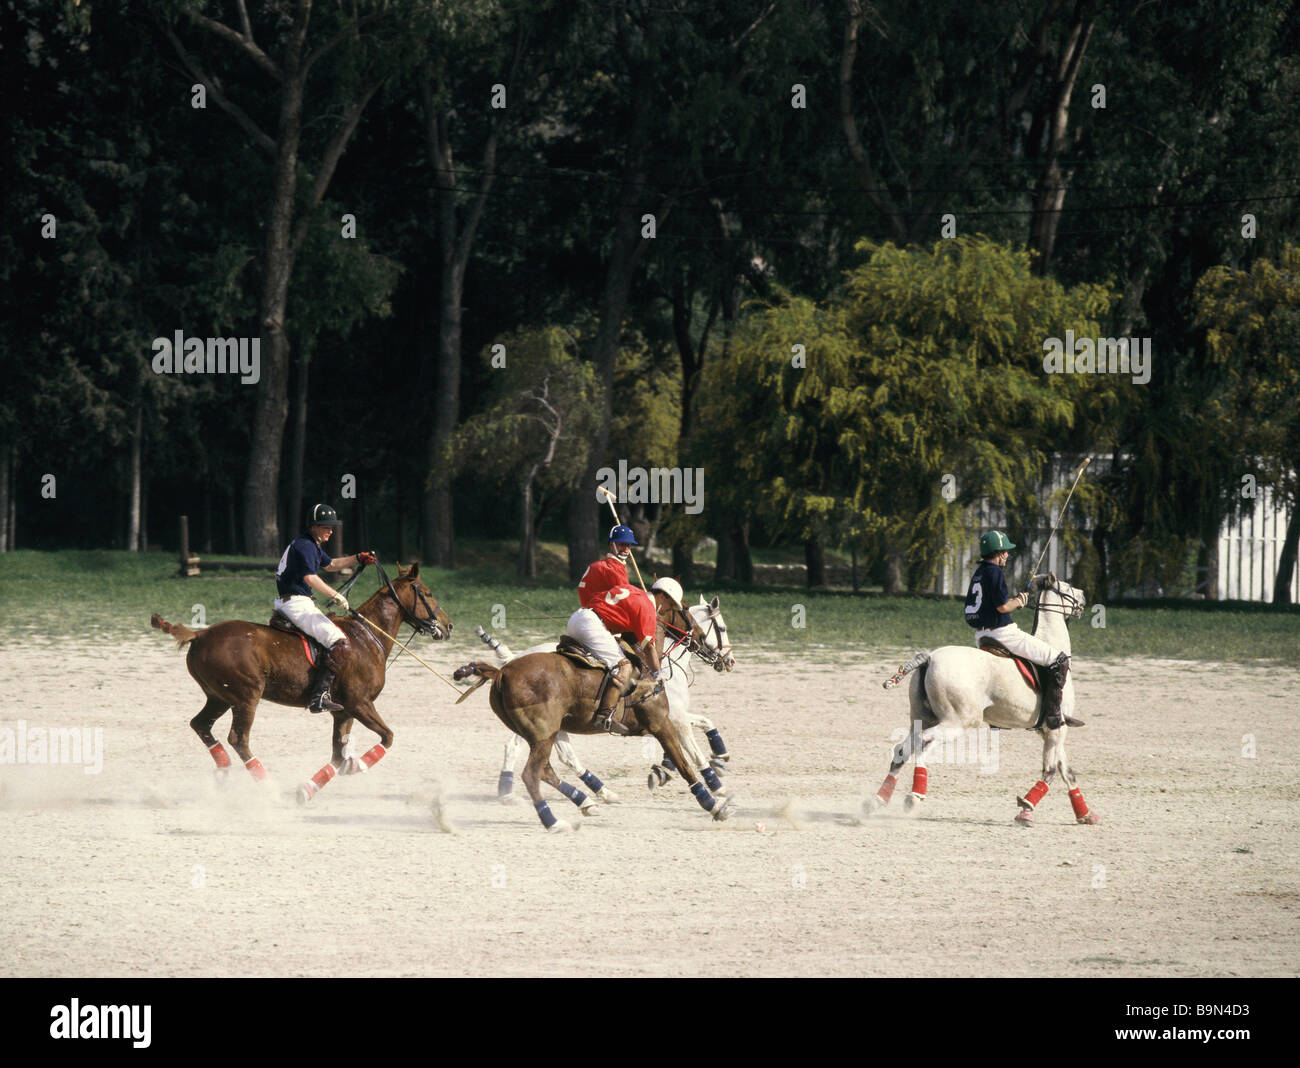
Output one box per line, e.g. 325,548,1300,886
689,595,735,672
1031,572,1086,622
392,563,453,640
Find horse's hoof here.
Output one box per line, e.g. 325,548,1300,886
498,793,517,805
647,765,671,791
864,796,885,817
296,783,315,805
579,801,600,817
596,786,620,804
903,793,924,813
546,819,574,834
711,796,734,822
709,756,729,773
341,756,365,775
1014,808,1035,827
1077,811,1101,825
214,768,231,790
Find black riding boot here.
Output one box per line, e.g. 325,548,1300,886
593,660,635,734
1041,652,1070,729
308,638,351,713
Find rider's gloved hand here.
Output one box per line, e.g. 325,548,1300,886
357,550,376,565
331,592,350,613
1017,591,1031,609
653,668,669,682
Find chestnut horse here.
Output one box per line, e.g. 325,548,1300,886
151,563,451,802
457,608,734,832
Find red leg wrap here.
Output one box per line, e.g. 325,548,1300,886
360,743,387,770
208,743,232,769
244,757,268,781
876,773,898,804
1022,780,1049,808
911,766,928,796
311,763,337,790
1068,787,1090,820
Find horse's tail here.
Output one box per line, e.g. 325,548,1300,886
883,651,929,690
452,661,500,685
151,613,200,649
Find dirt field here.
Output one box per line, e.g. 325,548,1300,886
1,634,1296,978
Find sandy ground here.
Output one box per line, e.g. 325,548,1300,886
0,632,1296,978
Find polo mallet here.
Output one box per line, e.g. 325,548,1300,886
1030,456,1092,580
597,484,649,594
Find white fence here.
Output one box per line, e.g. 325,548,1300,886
1219,485,1299,602
932,456,1298,603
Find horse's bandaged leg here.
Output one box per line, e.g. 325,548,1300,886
497,769,515,800
873,773,898,808
298,761,337,802
208,742,232,769
244,756,268,782
1069,787,1100,824
557,781,593,811
533,799,559,829
701,765,723,793
705,727,728,759
1019,779,1049,809
689,782,719,812
911,766,928,797
359,743,386,770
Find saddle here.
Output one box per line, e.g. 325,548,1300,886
270,611,324,667
555,634,607,670
978,637,1042,692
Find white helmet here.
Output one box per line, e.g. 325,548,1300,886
650,576,684,607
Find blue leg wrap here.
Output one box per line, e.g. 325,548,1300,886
579,769,604,793
497,770,514,797
689,781,716,812
705,728,728,757
701,766,723,792
534,799,558,828
557,781,589,808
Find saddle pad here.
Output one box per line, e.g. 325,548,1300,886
555,634,607,671
978,637,1040,692
270,613,321,667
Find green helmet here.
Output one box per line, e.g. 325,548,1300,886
979,530,1015,556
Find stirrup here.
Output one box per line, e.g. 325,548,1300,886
309,690,343,714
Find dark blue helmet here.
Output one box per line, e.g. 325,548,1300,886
608,524,638,546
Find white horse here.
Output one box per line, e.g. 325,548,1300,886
870,572,1101,826
492,595,736,805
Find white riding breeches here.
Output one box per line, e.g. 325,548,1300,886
974,623,1061,666
566,608,623,668
274,595,347,648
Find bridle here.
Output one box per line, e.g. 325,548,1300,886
657,598,733,672
370,561,447,640
1030,573,1085,627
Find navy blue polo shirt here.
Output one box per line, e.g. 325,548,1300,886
964,560,1011,628
276,534,332,597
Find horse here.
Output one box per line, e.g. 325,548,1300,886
492,594,737,803
869,572,1101,826
456,598,734,832
150,563,451,802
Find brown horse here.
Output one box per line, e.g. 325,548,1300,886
458,600,733,832
151,563,451,801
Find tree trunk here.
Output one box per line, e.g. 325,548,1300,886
0,442,10,552
732,521,753,584
1198,513,1221,600
518,479,536,578
1272,505,1300,605
1092,524,1109,604
805,537,825,588
672,541,694,588
569,80,657,583
713,518,734,584
288,350,309,537
225,488,237,555
883,551,906,595
244,75,305,558
128,404,142,552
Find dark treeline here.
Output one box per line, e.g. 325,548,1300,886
3,0,1299,600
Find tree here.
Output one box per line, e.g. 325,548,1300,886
695,236,1115,591
156,0,422,554
1195,246,1300,602
446,327,601,577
